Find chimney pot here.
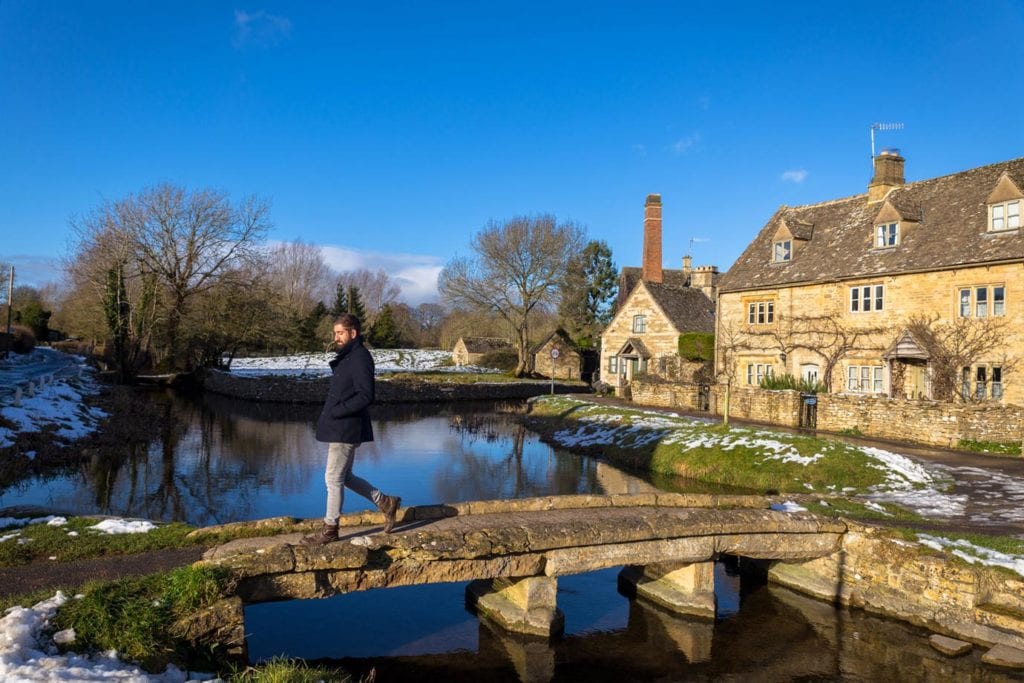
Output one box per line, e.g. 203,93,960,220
869,150,906,202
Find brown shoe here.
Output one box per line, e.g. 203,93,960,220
378,494,401,533
302,522,339,545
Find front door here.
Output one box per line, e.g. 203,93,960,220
904,363,927,399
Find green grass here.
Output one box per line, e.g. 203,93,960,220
957,439,1022,456
0,518,199,567
229,658,352,682
53,565,230,672
801,498,929,524
527,396,946,496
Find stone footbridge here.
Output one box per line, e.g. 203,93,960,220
189,494,845,654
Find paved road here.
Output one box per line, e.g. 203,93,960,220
0,347,82,402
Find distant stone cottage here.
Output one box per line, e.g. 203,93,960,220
531,329,586,381
452,337,512,367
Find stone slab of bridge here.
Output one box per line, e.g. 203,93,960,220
193,494,846,644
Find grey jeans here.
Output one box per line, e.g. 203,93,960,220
324,442,382,524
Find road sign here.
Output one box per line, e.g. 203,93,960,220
550,348,560,359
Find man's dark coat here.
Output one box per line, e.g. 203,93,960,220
315,336,375,444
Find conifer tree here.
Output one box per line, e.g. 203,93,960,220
330,283,348,318
347,285,367,321
368,304,401,348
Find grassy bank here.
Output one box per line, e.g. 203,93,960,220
526,396,949,497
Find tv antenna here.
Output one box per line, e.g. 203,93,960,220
688,237,709,254
870,122,904,160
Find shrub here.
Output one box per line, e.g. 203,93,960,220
678,333,714,362
10,324,36,354
478,348,517,372
758,372,827,393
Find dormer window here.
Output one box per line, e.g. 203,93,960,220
773,240,791,262
875,222,899,247
990,199,1020,232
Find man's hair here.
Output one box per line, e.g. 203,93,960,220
333,313,361,333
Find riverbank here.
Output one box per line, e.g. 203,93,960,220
200,367,587,403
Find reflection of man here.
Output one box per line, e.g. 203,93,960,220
304,314,401,545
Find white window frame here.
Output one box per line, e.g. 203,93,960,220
746,363,773,385
608,355,618,374
847,365,884,393
747,301,775,325
964,364,1004,400
989,199,1021,232
850,284,884,313
875,222,899,248
958,285,1006,318
632,315,646,333
773,240,792,262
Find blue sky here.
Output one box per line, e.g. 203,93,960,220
2,1,1023,303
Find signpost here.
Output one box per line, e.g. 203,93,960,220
549,347,559,394
2,266,12,360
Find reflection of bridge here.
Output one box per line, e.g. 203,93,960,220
193,494,845,659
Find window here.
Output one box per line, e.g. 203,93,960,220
847,365,884,393
990,200,1021,232
875,222,899,247
632,315,646,333
801,364,820,383
959,285,1006,317
747,301,775,325
773,240,792,262
963,364,1004,400
850,284,884,312
746,363,773,385
608,355,618,374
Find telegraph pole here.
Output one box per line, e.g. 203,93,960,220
3,266,12,359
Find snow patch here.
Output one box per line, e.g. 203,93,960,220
88,519,157,535
917,534,1024,577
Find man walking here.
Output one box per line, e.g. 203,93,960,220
304,313,401,545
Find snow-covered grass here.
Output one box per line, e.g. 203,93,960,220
227,349,500,377
917,533,1024,577
0,353,105,449
0,590,215,681
528,396,956,514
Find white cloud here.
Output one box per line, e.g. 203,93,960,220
233,9,292,48
781,169,808,184
668,133,700,155
318,245,444,305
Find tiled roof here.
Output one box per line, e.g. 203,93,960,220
530,328,579,355
719,157,1024,293
459,337,512,353
643,282,716,333
619,267,689,302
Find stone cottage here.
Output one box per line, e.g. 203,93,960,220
531,329,587,381
452,337,512,367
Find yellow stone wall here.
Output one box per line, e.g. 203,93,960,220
718,263,1024,404
600,282,680,381
533,338,582,380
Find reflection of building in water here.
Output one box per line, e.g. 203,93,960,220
595,461,661,495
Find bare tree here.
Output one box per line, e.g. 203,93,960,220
264,240,332,318
905,314,1018,401
439,215,585,376
334,268,401,324
715,320,748,426
67,184,271,371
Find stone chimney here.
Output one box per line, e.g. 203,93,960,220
690,265,719,301
682,254,692,276
869,149,905,202
641,194,663,284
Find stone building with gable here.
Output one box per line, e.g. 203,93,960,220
452,337,512,367
717,151,1024,404
600,194,718,390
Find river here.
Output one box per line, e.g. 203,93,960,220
0,390,1015,680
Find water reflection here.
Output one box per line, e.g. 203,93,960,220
0,392,660,525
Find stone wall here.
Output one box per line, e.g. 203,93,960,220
630,377,1023,450
200,369,585,404
816,393,1024,449
770,522,1024,651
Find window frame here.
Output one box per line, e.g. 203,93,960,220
608,355,618,374
746,300,775,325
846,364,884,394
875,221,899,248
989,199,1021,232
850,284,884,313
957,284,1006,318
632,314,646,334
773,239,792,262
746,362,773,385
